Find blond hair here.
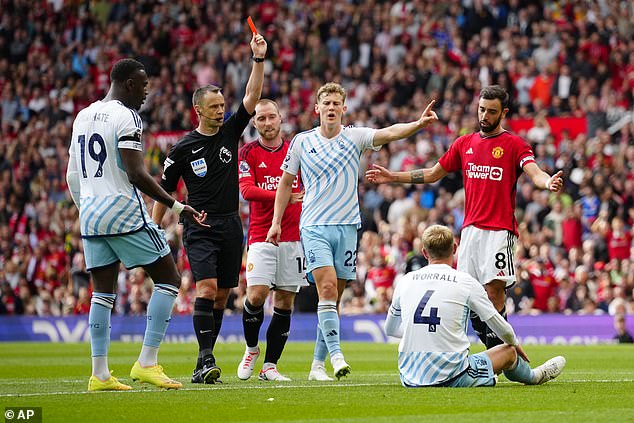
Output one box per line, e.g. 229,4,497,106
422,225,455,259
316,82,346,103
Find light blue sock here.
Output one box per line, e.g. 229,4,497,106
313,323,328,362
503,357,535,384
142,284,178,348
317,300,341,357
89,293,116,357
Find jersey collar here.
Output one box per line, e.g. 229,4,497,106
258,140,284,152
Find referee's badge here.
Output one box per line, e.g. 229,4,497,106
219,146,232,163
190,158,207,177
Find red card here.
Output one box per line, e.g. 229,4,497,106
247,16,258,35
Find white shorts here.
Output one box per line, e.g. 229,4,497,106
457,226,517,288
245,241,308,292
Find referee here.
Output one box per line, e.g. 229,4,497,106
152,33,267,384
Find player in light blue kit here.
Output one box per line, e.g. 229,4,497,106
66,58,207,391
385,225,566,388
266,82,438,380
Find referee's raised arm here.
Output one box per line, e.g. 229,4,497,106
243,33,268,114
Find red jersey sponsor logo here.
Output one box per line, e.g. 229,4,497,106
239,140,301,244
257,175,299,191
465,163,503,181
438,132,536,235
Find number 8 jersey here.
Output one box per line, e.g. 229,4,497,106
387,264,499,386
69,100,151,237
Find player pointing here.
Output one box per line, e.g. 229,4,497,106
266,82,438,380
367,85,563,349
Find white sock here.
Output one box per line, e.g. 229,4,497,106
262,362,276,371
311,359,326,369
92,356,110,380
331,352,344,362
138,345,159,367
247,345,259,353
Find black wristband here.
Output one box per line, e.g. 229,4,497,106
252,56,265,63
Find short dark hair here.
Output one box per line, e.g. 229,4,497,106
192,85,222,106
480,85,509,109
110,58,145,83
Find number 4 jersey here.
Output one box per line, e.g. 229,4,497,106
69,100,151,237
386,263,500,386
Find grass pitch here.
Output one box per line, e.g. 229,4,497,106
1,342,633,422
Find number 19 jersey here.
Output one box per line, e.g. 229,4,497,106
388,264,498,386
69,100,150,237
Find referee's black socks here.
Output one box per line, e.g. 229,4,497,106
211,308,224,350
193,297,215,368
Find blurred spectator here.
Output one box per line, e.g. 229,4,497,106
613,314,633,343
0,0,632,316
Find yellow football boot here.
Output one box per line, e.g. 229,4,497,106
130,361,182,389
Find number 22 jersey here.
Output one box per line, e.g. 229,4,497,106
69,100,151,237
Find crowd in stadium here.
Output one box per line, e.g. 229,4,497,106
1,0,633,318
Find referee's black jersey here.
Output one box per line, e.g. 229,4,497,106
160,102,254,216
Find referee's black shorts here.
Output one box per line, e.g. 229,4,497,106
183,213,243,288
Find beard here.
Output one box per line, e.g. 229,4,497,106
259,127,280,142
478,114,503,134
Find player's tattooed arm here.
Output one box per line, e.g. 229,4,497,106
411,169,425,184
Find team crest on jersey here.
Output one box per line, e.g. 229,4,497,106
338,139,345,149
219,146,232,163
308,250,316,264
492,146,504,159
247,263,254,272
190,158,207,177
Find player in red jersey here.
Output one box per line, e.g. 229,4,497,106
366,85,563,348
236,99,306,381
